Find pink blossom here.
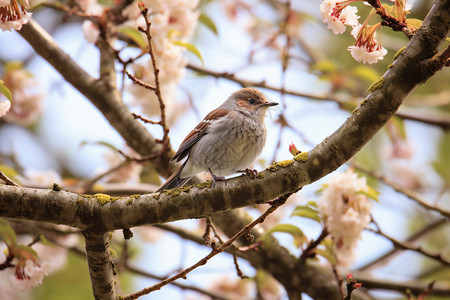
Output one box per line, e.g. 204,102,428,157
1,64,45,126
124,0,199,125
79,0,104,16
82,20,100,43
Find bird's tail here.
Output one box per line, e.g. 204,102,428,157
155,163,192,192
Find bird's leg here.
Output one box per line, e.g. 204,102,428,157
208,168,226,187
237,168,258,178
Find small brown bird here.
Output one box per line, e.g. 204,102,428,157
155,88,278,192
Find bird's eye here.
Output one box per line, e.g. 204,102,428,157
247,98,256,104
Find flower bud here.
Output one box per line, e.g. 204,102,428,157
289,142,300,156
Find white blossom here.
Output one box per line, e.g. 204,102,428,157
319,169,373,271
348,45,387,64
8,260,45,291
0,98,11,117
339,5,359,27
0,0,31,31
320,0,359,34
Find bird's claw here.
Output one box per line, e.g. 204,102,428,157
212,175,226,187
238,168,258,178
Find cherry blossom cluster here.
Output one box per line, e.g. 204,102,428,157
123,0,199,125
0,63,44,126
79,0,199,125
0,0,31,31
320,0,412,64
318,169,373,272
0,231,78,295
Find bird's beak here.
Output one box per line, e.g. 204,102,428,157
264,101,279,107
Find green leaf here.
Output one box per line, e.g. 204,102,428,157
12,244,39,262
118,26,148,50
172,41,204,64
311,60,338,74
199,13,218,35
350,65,380,83
266,224,307,248
38,235,56,247
291,205,321,223
0,79,12,102
0,219,16,247
315,248,335,265
316,237,336,265
406,18,423,29
357,186,380,202
306,201,318,208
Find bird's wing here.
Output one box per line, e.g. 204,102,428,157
171,108,230,162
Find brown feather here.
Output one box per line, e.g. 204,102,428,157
171,108,230,162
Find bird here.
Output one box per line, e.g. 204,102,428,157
155,87,278,192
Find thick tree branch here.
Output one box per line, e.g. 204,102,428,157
2,1,448,299
83,231,117,300
1,0,450,231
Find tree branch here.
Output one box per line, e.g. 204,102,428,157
122,194,291,299
352,162,450,218
353,271,450,297
83,231,117,300
1,0,449,231
369,218,450,267
186,64,450,129
18,19,175,177
357,219,448,271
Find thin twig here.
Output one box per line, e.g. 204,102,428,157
122,193,291,300
366,0,408,32
131,112,161,125
357,219,447,271
187,64,450,129
351,161,450,218
0,171,19,186
69,246,231,300
298,228,328,263
83,160,130,193
232,253,248,279
125,71,156,91
202,216,213,247
370,217,450,266
138,8,170,153
271,0,291,163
